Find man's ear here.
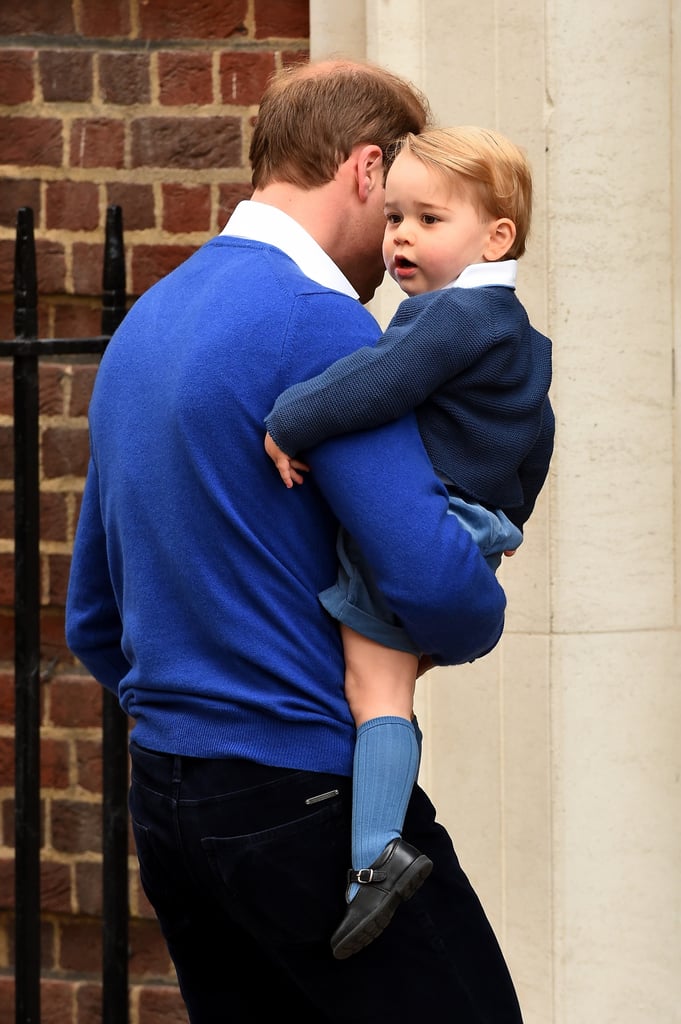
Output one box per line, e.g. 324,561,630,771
484,218,516,261
356,144,384,201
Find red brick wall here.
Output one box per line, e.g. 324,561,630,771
0,0,309,338
0,2,309,1019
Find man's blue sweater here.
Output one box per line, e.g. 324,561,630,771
66,235,506,775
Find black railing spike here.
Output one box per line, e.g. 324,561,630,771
101,205,126,337
13,207,38,341
12,206,41,1024
2,204,131,1024
100,202,130,1024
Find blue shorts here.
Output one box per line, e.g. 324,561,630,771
319,495,523,656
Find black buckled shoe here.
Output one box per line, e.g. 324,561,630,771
331,838,433,959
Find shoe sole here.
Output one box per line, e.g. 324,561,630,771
332,854,433,960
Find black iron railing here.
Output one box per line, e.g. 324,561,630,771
0,206,130,1024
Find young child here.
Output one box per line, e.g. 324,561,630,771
264,126,554,959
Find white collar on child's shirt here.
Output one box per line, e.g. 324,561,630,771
447,260,517,290
221,200,359,300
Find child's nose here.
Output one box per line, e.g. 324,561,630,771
393,221,414,245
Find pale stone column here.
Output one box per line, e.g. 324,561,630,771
545,4,680,1022
310,4,681,1021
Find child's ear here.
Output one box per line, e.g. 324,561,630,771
484,218,516,261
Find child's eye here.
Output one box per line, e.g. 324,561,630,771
422,214,439,225
385,213,402,225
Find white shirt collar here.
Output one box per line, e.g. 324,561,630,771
447,260,517,290
221,200,359,300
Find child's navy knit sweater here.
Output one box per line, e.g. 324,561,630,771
267,284,554,529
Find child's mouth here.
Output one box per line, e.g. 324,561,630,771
394,255,418,278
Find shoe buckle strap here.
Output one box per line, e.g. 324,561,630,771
348,866,387,886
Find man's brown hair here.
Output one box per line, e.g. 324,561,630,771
249,59,431,189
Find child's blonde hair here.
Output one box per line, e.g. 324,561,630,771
393,126,532,259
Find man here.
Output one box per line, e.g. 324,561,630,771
66,59,523,1022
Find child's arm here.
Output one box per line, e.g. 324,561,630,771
264,430,309,488
265,291,484,462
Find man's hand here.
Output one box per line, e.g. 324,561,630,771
265,432,310,488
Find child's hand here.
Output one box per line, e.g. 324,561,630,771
264,432,310,488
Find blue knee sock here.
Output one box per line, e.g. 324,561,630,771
412,713,423,773
348,715,420,900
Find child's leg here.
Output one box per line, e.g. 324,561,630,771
342,623,418,725
341,625,421,896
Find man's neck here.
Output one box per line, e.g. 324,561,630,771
251,182,341,257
